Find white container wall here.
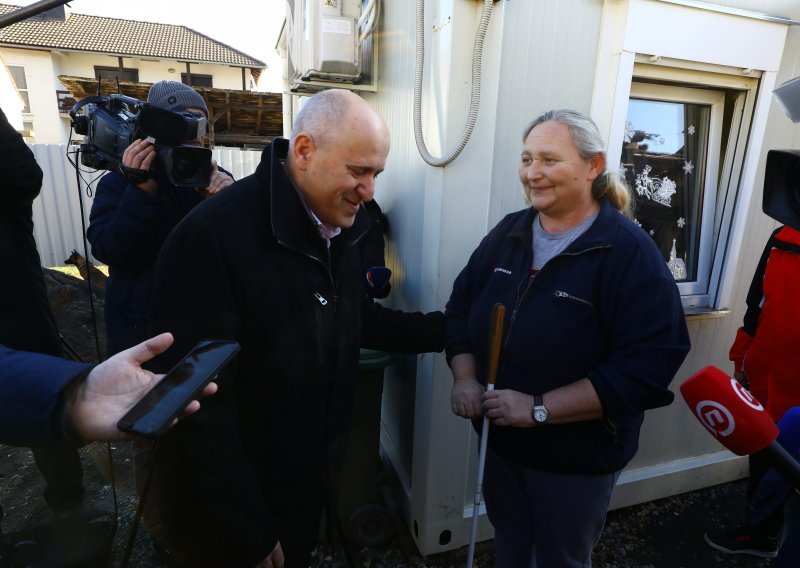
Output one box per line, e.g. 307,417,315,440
358,0,800,557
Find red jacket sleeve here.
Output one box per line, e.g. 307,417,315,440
729,326,754,373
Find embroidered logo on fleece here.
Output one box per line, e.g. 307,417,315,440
493,267,512,275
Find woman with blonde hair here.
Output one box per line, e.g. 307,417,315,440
446,108,690,567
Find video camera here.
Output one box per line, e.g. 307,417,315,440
70,94,212,188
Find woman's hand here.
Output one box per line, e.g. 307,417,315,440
482,389,534,427
451,378,485,419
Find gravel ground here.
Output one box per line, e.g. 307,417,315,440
303,475,772,568
0,440,773,568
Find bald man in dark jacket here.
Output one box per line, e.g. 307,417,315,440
149,90,444,568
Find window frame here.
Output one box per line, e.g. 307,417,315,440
7,65,30,114
604,59,763,311
626,82,725,304
21,120,34,143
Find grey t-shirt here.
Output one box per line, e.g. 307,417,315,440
532,211,598,270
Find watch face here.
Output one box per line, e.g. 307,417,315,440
534,407,549,423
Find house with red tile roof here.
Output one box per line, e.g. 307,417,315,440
0,3,266,143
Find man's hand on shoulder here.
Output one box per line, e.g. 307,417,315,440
197,160,234,198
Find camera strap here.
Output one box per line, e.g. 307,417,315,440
119,164,151,186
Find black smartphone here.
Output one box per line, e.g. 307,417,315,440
117,339,240,438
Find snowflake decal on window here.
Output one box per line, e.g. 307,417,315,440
687,125,696,135
634,218,642,227
635,165,676,207
677,217,686,229
649,229,655,236
683,161,694,175
624,121,635,143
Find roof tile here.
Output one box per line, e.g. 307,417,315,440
0,4,265,67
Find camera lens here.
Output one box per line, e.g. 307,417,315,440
165,146,212,188
173,154,197,180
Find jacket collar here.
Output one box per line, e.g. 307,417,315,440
508,197,620,253
260,138,371,259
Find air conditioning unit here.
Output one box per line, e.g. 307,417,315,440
285,0,376,91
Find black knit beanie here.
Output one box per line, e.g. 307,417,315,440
147,80,208,117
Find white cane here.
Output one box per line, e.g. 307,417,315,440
466,302,505,567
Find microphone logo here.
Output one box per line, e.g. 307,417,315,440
730,378,764,411
695,401,735,437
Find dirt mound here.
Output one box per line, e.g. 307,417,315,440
43,267,107,362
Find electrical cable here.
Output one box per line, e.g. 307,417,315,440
358,0,378,44
58,332,84,362
67,139,120,560
413,0,496,167
357,0,375,29
120,441,160,568
67,143,103,360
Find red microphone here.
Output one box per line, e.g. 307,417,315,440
681,366,800,488
680,366,778,455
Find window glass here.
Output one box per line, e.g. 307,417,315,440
620,98,710,283
181,73,213,88
94,66,139,82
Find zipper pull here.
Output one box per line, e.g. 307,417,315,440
313,292,328,305
554,290,568,298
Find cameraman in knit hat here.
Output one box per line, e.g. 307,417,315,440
86,81,233,563
125,80,231,198
88,80,233,356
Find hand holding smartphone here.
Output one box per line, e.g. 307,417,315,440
117,339,240,438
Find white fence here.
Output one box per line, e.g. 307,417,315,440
29,144,262,267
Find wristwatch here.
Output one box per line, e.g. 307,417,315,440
532,394,550,425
